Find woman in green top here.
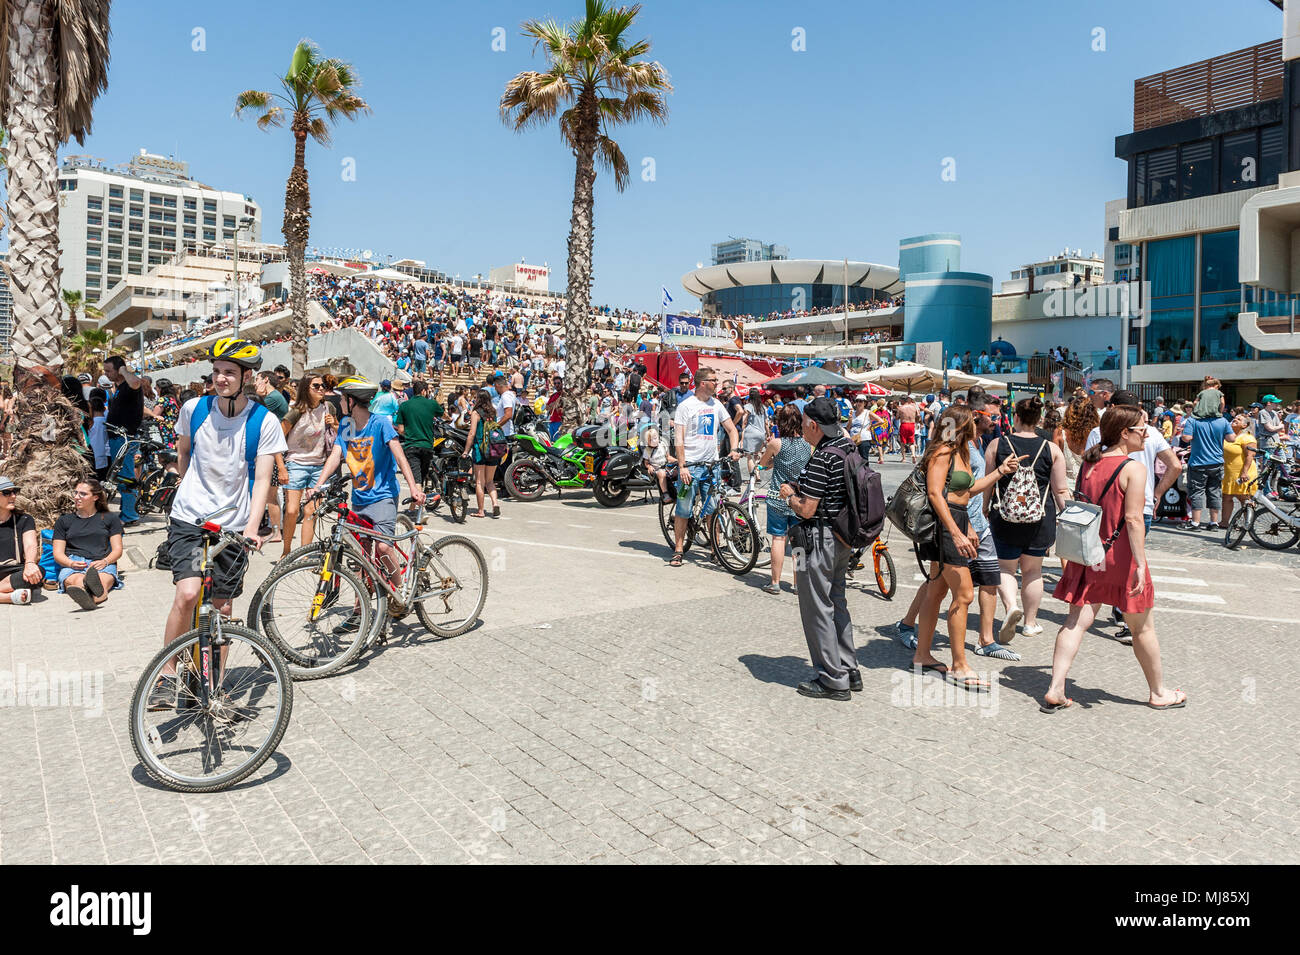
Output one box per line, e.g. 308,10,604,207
912,405,1026,691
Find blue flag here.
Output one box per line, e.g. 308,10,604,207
661,286,673,310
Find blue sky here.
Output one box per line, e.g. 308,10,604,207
54,0,1283,311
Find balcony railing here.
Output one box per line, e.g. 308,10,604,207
1133,39,1282,132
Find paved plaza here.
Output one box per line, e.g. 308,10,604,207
2,459,1298,864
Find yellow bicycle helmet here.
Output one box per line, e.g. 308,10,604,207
336,375,379,402
207,337,263,370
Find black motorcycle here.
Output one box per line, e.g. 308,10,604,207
593,444,659,507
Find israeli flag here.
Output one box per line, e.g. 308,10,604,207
661,286,673,310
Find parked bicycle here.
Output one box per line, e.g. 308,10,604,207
128,507,293,793
247,471,489,679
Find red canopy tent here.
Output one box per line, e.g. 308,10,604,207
640,349,698,388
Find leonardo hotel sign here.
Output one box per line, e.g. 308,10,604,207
514,264,549,289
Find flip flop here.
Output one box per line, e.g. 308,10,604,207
916,662,949,676
998,609,1022,644
944,671,990,693
973,642,1020,661
669,552,684,567
65,585,96,611
1148,690,1187,711
1040,698,1073,713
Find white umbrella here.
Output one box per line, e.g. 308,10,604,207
858,360,1006,393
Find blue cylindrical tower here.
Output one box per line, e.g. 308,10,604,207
903,271,993,362
898,233,962,279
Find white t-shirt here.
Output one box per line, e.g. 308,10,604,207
849,410,870,443
172,397,289,532
492,388,518,436
674,395,726,463
1083,423,1169,516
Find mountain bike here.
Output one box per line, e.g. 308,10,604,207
848,532,897,599
657,459,760,575
128,508,293,793
248,472,488,679
732,463,772,570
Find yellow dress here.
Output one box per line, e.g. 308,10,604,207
1222,432,1258,494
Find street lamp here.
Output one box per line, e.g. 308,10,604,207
232,214,256,336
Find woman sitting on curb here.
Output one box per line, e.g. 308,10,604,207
52,478,124,611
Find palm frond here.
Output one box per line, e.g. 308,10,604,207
53,0,113,144
594,133,629,192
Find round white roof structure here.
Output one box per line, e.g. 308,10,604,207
681,259,903,299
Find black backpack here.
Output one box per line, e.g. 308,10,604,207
822,444,885,549
149,540,173,570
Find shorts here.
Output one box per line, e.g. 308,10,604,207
354,497,399,536
917,506,970,567
0,564,37,590
57,554,121,592
284,460,324,490
167,519,251,601
969,528,1000,587
674,463,722,520
899,421,916,446
1187,463,1224,512
767,508,801,538
993,539,1050,560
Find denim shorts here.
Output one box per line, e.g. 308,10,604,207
57,554,120,592
766,508,800,538
674,463,721,520
284,460,324,490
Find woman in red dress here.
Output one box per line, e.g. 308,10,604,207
1043,405,1186,712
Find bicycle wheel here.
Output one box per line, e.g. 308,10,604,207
446,482,468,523
414,535,489,637
255,559,373,679
749,491,772,569
129,624,293,793
711,500,760,575
874,545,897,599
1223,507,1250,549
1248,506,1300,550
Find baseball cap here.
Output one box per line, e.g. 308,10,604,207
1261,394,1281,404
803,396,842,436
77,373,92,383
1108,389,1140,408
379,379,391,390
97,375,112,387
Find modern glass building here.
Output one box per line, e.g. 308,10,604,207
681,260,902,319
710,237,788,267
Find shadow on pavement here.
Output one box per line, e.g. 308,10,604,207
738,653,808,688
130,750,293,792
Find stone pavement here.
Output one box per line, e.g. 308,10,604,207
2,458,1298,864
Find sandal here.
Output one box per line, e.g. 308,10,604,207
1040,697,1074,713
669,551,684,567
1148,689,1187,710
761,582,780,594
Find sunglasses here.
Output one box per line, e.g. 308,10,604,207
0,489,17,496
310,382,325,390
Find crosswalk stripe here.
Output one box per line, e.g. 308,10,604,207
1160,591,1226,605
1150,575,1206,586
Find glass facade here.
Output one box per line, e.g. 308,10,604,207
1143,236,1195,364
1198,230,1249,362
1133,124,1283,207
703,283,886,318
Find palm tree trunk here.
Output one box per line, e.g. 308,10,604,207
561,95,598,432
4,0,64,380
284,121,312,377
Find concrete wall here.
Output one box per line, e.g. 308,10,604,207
992,291,1122,355
903,271,992,359
898,233,961,279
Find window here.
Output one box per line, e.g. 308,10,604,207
129,189,143,201
203,214,216,226
162,196,176,208
183,213,196,225
1221,131,1258,192
108,217,123,230
1199,229,1249,362
59,179,77,191
223,230,234,240
86,276,100,287
203,229,216,242
1143,236,1195,365
109,201,123,214
162,212,175,223
87,244,101,258
108,231,122,245
184,197,196,210
1134,153,1147,208
128,250,142,262
149,239,163,251
203,199,216,211
148,254,167,265
109,185,123,198
150,210,164,221
1146,148,1178,204
128,264,142,275
107,264,121,276
128,236,142,248
107,248,121,260
129,204,143,217
149,195,163,206
86,261,101,273
223,215,236,229
87,196,102,211
86,229,102,242
86,213,102,226
1261,124,1284,187
183,228,195,239
1180,140,1213,199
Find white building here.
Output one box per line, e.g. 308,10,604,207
488,262,550,292
57,149,262,308
1000,250,1105,294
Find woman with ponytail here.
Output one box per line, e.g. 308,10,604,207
1042,406,1185,712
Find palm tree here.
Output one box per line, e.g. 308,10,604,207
62,288,84,336
0,0,110,525
62,326,111,375
1,0,110,382
501,0,670,429
235,39,369,377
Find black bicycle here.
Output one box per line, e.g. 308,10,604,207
657,459,761,575
128,508,293,792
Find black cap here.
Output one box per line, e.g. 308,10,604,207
1109,389,1140,408
803,396,842,436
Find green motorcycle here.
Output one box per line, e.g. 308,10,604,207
503,432,594,500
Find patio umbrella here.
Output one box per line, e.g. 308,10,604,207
858,361,1006,393
762,366,860,390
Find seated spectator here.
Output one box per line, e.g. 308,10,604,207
0,476,41,605
52,478,124,610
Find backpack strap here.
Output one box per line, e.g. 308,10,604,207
187,395,215,472
243,401,270,491
1097,458,1131,552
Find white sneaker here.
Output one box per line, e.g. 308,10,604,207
1018,622,1044,637
10,589,32,605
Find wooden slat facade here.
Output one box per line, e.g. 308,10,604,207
1134,39,1283,132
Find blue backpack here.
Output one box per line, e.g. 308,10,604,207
188,396,271,492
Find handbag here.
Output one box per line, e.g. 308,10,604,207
885,455,954,543
1055,458,1130,566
